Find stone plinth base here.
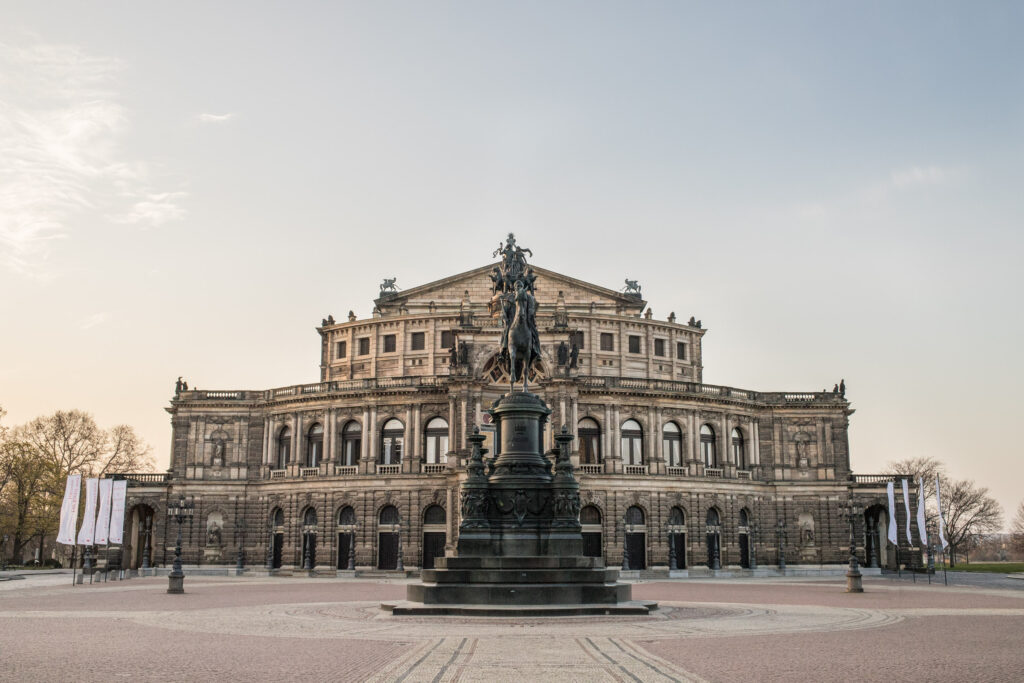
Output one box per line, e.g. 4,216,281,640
382,600,658,617
394,555,653,614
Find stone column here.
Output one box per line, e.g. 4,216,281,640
611,405,621,473
403,405,413,473
720,414,730,475
262,417,272,467
752,420,761,467
460,396,467,451
326,408,336,466
690,412,701,476
292,412,302,473
413,404,422,465
648,405,657,471
448,397,457,452
603,404,612,472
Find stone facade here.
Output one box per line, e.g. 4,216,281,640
116,264,910,573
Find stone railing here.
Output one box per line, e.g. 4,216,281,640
376,464,400,475
737,470,752,480
850,474,901,484
334,465,359,476
269,469,287,479
666,466,687,477
178,376,449,403
623,465,648,475
704,467,723,478
577,464,602,475
422,463,448,474
107,472,171,485
575,376,844,404
300,467,319,478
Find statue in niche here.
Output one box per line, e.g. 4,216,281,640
449,343,458,367
557,341,568,366
569,340,579,369
212,441,225,467
797,512,815,547
207,522,222,547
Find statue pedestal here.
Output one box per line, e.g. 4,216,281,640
389,392,655,616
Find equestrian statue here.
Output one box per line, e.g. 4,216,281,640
490,233,541,392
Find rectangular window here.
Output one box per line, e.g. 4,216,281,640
441,330,454,350
600,332,614,351
383,334,396,353
676,342,687,360
570,331,584,349
654,339,665,357
335,340,347,359
628,335,641,354
411,331,425,351
358,337,370,355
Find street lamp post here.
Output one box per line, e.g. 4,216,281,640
141,516,152,572
844,497,864,593
265,520,275,572
302,526,314,573
347,525,357,571
749,522,758,571
777,519,787,571
167,495,194,594
621,515,631,571
665,521,677,571
396,517,405,572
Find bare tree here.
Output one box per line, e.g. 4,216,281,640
15,410,154,482
941,479,1003,565
0,439,57,564
1011,501,1024,553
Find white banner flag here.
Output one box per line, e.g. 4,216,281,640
56,474,82,545
936,475,948,550
94,479,114,545
916,478,928,547
77,478,99,545
108,480,128,544
901,478,912,545
886,482,898,545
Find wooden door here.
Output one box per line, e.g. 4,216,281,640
378,532,398,570
625,532,646,569
421,532,446,569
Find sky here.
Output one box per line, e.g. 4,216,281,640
1,2,1021,527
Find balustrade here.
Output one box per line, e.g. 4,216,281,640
704,467,723,478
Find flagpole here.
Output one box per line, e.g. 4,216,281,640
896,544,901,578
71,545,77,587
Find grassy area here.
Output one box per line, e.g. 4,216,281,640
947,562,1024,573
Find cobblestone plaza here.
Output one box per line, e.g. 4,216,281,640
3,573,1023,681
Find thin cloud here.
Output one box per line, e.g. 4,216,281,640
0,37,187,275
80,312,111,330
198,112,234,123
890,165,960,190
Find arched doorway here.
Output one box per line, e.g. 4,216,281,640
421,505,446,569
270,508,284,569
337,506,356,570
624,506,646,570
580,505,602,558
864,505,887,568
668,506,686,569
738,509,751,569
300,507,317,568
378,505,401,570
125,504,155,570
706,508,722,569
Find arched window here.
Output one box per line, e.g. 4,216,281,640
578,417,602,464
423,505,446,525
276,426,291,469
303,507,318,528
739,508,750,528
700,424,717,468
669,506,685,527
380,419,404,464
306,423,323,467
621,419,644,465
732,428,745,469
580,505,602,525
340,421,361,467
379,505,400,526
662,422,682,467
424,417,449,464
706,508,720,527
337,506,356,526
272,507,284,528
625,506,645,526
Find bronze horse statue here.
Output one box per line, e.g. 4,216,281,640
506,280,535,393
